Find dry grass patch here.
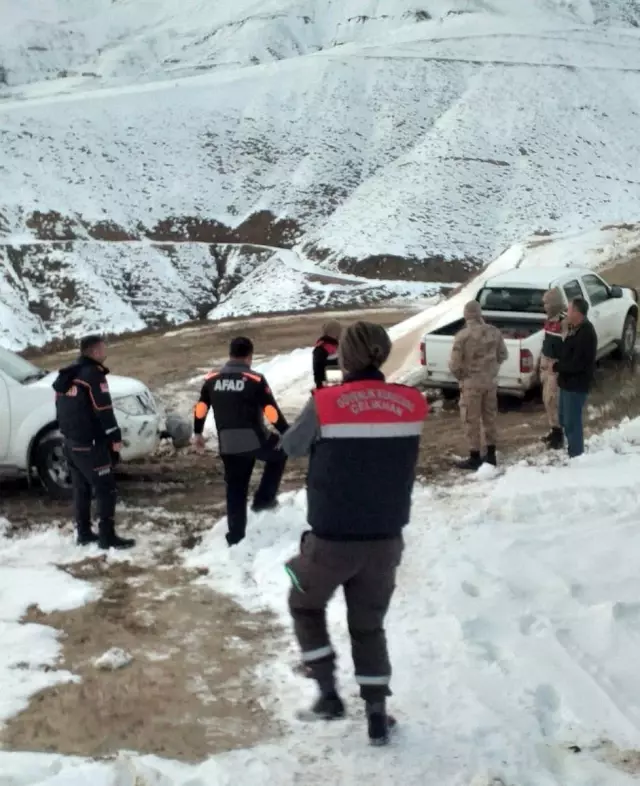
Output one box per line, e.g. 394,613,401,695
1,561,282,762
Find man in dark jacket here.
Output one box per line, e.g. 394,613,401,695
282,321,428,746
53,335,135,550
553,297,598,458
312,320,341,389
192,336,289,546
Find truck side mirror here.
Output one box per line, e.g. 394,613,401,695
609,285,623,298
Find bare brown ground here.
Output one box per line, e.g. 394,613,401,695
2,559,280,762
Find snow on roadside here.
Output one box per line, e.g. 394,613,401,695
0,522,99,725
179,417,640,785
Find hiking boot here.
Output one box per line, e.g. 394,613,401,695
456,451,482,471
98,523,136,550
226,531,245,547
546,427,564,450
296,691,346,722
251,499,279,513
99,533,136,550
483,445,497,467
367,706,397,746
76,529,99,546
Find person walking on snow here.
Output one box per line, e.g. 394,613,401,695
539,288,567,450
192,336,289,546
553,297,597,459
281,321,428,746
449,300,508,470
312,320,342,388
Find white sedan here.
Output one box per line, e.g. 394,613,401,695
0,345,164,497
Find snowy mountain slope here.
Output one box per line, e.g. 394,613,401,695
1,1,640,346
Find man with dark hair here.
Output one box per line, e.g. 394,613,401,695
52,335,135,550
192,336,289,545
281,321,428,746
312,320,342,388
553,297,598,458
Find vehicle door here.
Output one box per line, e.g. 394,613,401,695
580,273,618,347
0,371,10,461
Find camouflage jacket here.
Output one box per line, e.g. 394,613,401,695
449,318,509,387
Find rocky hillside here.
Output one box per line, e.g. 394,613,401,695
1,0,640,347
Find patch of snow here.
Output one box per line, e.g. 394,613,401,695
93,647,133,671
0,522,99,724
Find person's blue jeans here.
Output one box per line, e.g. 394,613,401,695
558,389,588,458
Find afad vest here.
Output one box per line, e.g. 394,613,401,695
307,379,428,541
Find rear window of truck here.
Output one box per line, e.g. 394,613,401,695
477,287,545,313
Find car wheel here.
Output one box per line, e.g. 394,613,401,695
34,431,73,500
615,313,638,361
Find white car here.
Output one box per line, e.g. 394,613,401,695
419,266,638,398
0,346,164,498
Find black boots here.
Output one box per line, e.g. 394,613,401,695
456,450,482,470
483,445,497,466
457,447,498,470
76,528,99,546
98,521,136,550
366,701,397,747
296,691,346,722
543,427,564,450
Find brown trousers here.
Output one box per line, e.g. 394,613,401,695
539,358,560,428
286,532,403,701
459,384,498,452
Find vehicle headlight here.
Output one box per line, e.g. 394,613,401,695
114,394,153,416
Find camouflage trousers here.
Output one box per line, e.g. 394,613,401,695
459,384,498,452
540,358,560,429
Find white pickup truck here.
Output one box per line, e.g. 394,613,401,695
419,266,638,398
0,345,165,498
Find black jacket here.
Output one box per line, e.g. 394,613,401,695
281,369,428,540
53,356,122,445
193,360,288,455
312,336,339,388
553,319,598,393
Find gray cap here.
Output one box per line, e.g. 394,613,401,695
338,321,392,373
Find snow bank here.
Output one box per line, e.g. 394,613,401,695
180,418,640,785
0,523,99,724
4,421,640,781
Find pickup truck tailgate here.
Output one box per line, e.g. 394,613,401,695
422,335,536,389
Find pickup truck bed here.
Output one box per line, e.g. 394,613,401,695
431,317,544,340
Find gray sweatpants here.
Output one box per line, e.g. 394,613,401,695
286,533,404,702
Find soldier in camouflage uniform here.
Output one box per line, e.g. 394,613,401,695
539,288,567,450
449,300,509,470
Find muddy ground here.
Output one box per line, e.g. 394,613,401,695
2,283,640,763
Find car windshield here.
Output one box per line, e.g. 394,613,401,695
0,346,48,383
477,287,546,313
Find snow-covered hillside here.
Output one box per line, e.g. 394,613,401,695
2,0,640,346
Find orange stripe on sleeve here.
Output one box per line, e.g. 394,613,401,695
194,402,209,419
205,371,219,380
263,405,279,424
243,372,262,383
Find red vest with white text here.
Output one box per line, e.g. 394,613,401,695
308,377,428,540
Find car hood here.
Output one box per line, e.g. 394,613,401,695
34,371,149,399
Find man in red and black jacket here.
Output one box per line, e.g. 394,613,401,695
192,336,289,546
312,320,342,388
53,335,135,550
282,321,428,746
